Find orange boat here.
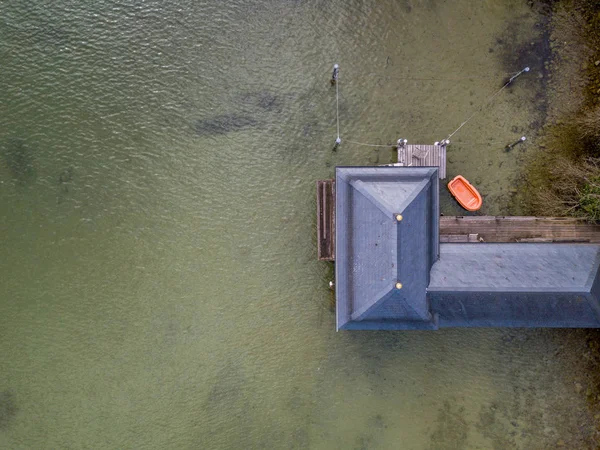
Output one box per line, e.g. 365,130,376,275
448,175,482,211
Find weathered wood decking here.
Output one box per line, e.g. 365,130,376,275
397,144,447,179
439,216,600,243
440,233,482,243
316,179,600,260
316,180,335,261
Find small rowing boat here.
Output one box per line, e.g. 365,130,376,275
448,175,482,211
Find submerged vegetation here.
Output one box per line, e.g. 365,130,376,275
525,0,600,221
0,391,17,430
1,138,36,186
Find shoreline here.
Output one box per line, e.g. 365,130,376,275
517,1,600,446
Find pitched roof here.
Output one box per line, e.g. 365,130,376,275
428,243,600,327
335,166,439,330
428,243,600,291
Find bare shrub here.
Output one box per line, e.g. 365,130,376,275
535,156,600,221
576,106,600,141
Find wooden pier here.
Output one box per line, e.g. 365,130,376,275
439,216,600,243
317,180,335,261
316,180,600,260
397,144,447,179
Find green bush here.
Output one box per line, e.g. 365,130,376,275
580,175,600,222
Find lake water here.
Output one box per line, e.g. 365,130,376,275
0,1,594,448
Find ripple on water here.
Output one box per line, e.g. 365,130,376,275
0,0,593,448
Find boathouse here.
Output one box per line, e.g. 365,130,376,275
333,166,600,330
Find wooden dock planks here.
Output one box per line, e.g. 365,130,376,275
440,233,481,243
440,216,600,243
316,180,335,261
397,144,447,179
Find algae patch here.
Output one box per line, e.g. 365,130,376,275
1,138,36,186
0,391,18,430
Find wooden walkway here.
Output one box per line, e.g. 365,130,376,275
397,144,447,179
440,216,600,243
316,180,335,261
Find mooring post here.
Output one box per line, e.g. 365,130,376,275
507,67,530,85
332,137,341,151
396,139,407,164
331,64,339,85
505,136,526,152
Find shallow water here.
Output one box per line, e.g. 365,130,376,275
0,1,591,448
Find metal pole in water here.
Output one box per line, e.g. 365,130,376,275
507,67,530,85
334,64,341,144
333,137,341,151
331,64,339,85
505,136,526,152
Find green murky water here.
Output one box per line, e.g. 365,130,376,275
0,1,593,448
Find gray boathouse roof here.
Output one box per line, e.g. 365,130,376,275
335,166,439,330
335,166,600,330
429,243,600,328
